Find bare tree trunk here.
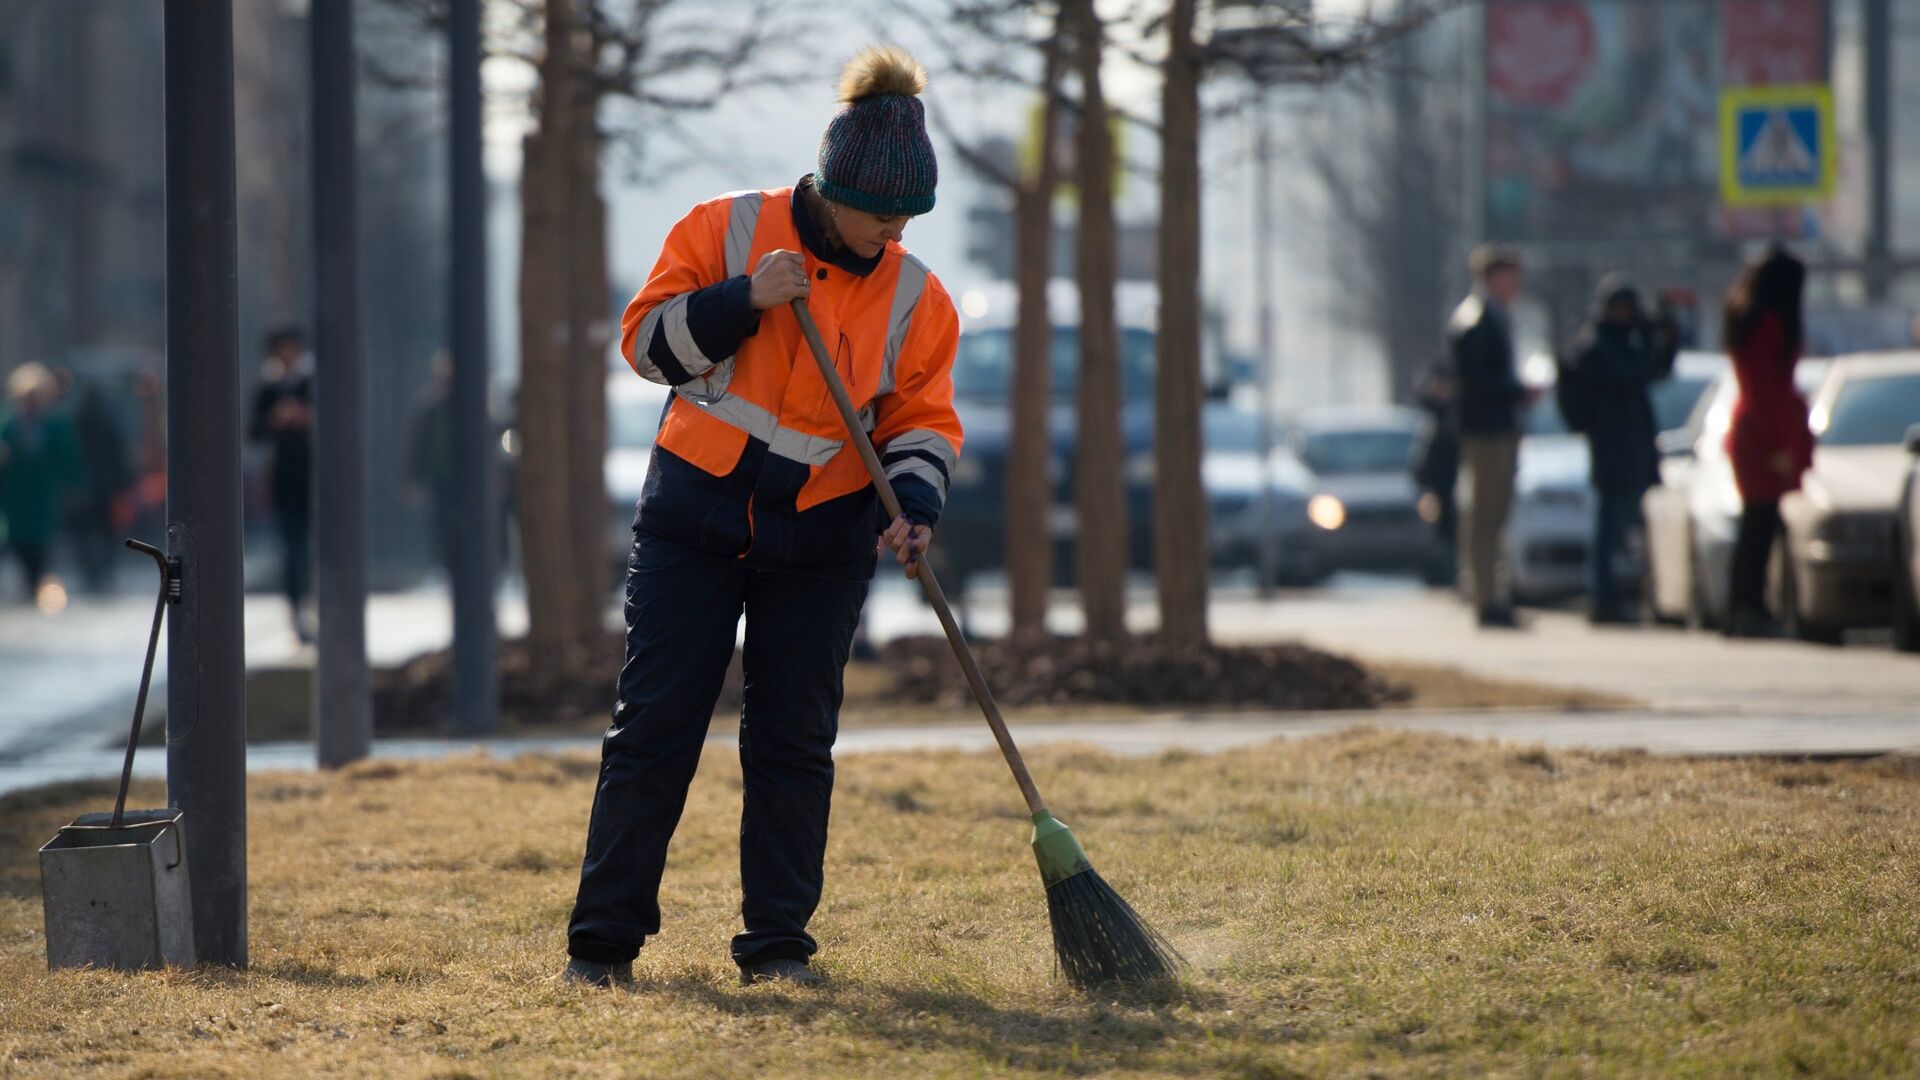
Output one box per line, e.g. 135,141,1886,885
516,0,590,683
563,25,609,662
1070,0,1127,648
1007,17,1067,644
1154,0,1207,651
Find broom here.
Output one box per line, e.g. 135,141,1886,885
789,299,1182,988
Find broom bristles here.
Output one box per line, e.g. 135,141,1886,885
1044,866,1184,988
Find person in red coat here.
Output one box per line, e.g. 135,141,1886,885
1722,247,1813,637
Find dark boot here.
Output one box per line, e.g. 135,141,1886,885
739,957,825,987
562,958,634,988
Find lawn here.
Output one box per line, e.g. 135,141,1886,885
1,731,1915,1077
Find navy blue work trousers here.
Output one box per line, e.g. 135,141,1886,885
567,529,869,967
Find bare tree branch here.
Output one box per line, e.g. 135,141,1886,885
1203,0,1468,87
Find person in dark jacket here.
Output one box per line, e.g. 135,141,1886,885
71,382,135,594
1722,247,1812,638
1447,244,1528,627
249,326,315,642
1563,274,1678,623
0,363,86,604
1411,360,1460,575
407,351,458,579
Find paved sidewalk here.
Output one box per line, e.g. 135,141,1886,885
6,574,1915,798
0,586,531,765
9,705,1911,798
1211,585,1920,718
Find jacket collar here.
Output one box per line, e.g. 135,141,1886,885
791,176,882,278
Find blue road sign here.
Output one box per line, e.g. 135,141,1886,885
1720,84,1835,207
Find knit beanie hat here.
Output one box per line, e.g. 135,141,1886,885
814,46,937,217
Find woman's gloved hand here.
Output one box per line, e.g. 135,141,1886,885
879,515,932,579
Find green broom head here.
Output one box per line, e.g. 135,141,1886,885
1031,810,1183,989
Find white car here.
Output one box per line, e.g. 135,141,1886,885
1774,353,1920,642
1503,400,1591,602
1643,358,1830,629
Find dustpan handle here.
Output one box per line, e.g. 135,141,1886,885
788,299,1048,816
113,539,174,829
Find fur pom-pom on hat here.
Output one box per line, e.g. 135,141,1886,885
815,45,937,218
838,45,928,103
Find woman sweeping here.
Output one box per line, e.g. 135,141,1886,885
1722,246,1812,638
564,46,962,988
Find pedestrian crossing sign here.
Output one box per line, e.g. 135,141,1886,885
1719,84,1835,207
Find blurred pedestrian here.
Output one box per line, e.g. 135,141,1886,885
0,363,86,604
1412,360,1461,577
565,46,963,990
407,351,457,579
71,382,135,594
1561,274,1678,624
1721,247,1812,638
1448,244,1528,628
249,325,315,643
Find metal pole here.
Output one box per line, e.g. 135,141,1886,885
1462,2,1487,256
1865,0,1892,302
311,0,371,767
1253,86,1279,597
449,0,498,734
163,0,247,967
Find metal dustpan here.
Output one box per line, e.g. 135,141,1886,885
38,539,194,970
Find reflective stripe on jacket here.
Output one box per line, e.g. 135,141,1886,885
619,185,963,576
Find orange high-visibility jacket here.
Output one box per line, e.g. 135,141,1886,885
619,184,962,574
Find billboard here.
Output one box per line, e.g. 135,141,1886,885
1484,0,1828,244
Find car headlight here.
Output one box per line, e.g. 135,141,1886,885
1307,493,1346,531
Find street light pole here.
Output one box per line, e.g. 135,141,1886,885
449,0,499,734
163,0,247,967
311,0,372,768
1865,0,1892,302
1253,86,1280,597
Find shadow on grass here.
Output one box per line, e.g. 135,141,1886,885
655,976,1225,1073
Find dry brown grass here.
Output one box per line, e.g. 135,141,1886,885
2,732,1915,1077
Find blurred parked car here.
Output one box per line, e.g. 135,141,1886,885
1772,353,1920,643
1643,358,1830,628
1503,396,1591,601
1892,423,1920,651
1285,408,1451,584
1638,352,1725,623
939,280,1199,592
1203,402,1314,580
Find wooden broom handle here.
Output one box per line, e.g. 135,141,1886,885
788,299,1047,816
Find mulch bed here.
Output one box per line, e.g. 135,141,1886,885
876,635,1407,711
373,632,1399,733
372,637,743,734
